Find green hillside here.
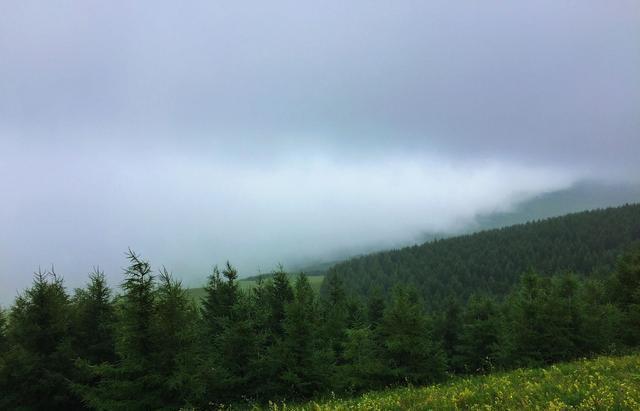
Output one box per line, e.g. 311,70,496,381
325,203,640,310
276,354,640,410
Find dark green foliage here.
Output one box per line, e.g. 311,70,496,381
366,287,385,327
77,251,199,410
434,298,462,372
3,208,640,408
199,261,259,405
201,262,239,338
0,307,7,355
76,250,159,410
324,204,640,310
321,272,349,364
201,293,262,405
456,295,501,373
339,326,385,392
151,268,201,408
380,286,447,384
266,266,294,338
0,269,83,410
501,273,589,367
579,279,623,353
612,246,640,345
71,269,116,365
270,274,332,398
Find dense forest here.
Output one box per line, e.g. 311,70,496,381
0,250,639,409
1,206,640,410
323,204,640,310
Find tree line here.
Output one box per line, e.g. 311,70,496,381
324,204,640,310
0,244,639,410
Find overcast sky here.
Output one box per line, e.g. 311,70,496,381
1,1,639,303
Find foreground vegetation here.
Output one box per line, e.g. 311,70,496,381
279,354,640,410
1,206,639,409
186,274,324,303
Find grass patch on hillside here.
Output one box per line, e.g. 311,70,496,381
186,275,324,302
271,354,640,410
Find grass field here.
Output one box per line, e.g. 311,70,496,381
268,354,640,410
185,275,324,302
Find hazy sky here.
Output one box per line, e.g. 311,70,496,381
1,1,639,303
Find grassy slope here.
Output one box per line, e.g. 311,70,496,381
272,354,640,410
185,275,324,302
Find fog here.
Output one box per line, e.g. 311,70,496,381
1,1,639,302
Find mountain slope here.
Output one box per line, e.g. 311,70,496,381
324,203,640,310
295,181,640,279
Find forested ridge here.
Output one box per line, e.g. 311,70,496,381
324,203,640,310
1,206,640,410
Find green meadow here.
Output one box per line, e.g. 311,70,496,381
271,354,640,410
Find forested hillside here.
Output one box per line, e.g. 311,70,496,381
2,208,640,409
3,245,640,409
324,203,640,310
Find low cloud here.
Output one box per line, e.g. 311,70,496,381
1,0,638,302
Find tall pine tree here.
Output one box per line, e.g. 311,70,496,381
380,286,446,384
0,269,82,410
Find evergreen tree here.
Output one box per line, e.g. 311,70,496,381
272,273,331,398
321,272,349,364
580,278,623,354
502,272,548,367
207,293,261,404
380,286,446,384
0,269,83,410
267,266,294,338
503,272,587,367
76,250,162,411
613,246,640,345
199,261,262,406
366,287,385,328
0,307,7,355
435,297,462,372
201,262,239,338
151,267,202,409
456,295,500,374
71,268,116,365
339,326,385,392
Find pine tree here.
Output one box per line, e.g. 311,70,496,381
199,261,261,406
366,287,385,328
76,250,162,411
272,273,331,398
207,293,261,403
435,297,462,372
321,272,349,365
613,246,640,344
152,267,202,409
380,286,446,384
457,295,500,374
0,307,7,355
71,268,116,365
339,326,385,392
201,261,239,338
0,268,83,410
267,266,294,338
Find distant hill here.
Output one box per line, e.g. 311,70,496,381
472,180,640,231
323,203,640,310
298,181,640,278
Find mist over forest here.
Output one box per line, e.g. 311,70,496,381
1,1,640,409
